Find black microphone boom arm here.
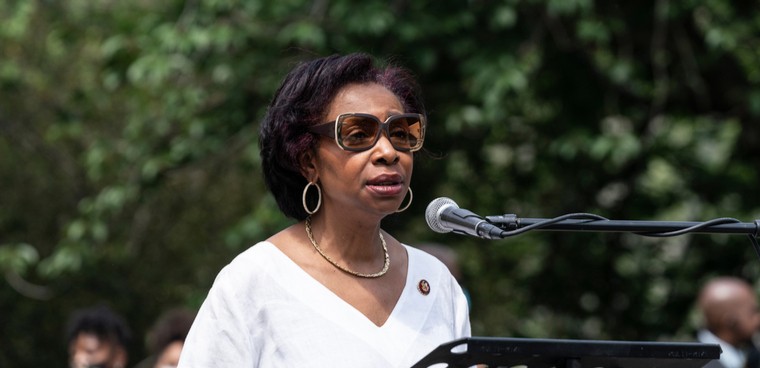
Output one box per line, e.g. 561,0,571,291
486,214,760,237
484,213,760,260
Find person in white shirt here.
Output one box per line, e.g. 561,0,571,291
178,53,471,368
697,277,760,368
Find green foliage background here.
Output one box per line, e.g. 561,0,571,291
2,0,760,366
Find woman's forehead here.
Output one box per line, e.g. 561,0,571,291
327,83,403,117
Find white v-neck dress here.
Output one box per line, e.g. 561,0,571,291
178,242,471,368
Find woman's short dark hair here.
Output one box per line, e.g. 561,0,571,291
259,53,426,220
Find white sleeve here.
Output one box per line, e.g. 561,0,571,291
178,266,255,367
453,279,472,338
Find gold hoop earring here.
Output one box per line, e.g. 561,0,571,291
396,187,413,213
302,182,322,215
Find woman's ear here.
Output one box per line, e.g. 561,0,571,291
298,149,318,182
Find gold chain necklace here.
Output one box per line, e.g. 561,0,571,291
305,216,390,278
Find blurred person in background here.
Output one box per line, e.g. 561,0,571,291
697,276,760,368
66,303,131,368
178,52,470,367
135,307,196,368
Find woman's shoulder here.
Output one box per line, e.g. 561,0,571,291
404,244,453,276
229,224,303,266
222,241,281,273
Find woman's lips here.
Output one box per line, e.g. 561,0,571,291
366,175,405,195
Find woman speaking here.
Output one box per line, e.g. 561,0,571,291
179,53,471,367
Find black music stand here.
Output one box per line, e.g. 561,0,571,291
412,337,721,368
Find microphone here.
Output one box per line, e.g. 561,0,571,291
424,197,760,260
425,197,505,240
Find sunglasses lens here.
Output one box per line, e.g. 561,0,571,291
339,116,380,150
388,116,422,150
337,114,424,151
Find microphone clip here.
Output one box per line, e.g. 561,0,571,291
484,214,518,230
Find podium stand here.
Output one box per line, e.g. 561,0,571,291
412,337,721,368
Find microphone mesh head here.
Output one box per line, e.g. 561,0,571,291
425,197,457,233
